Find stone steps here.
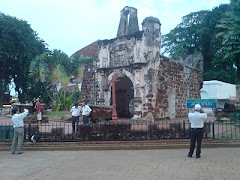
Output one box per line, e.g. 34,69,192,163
1,139,239,151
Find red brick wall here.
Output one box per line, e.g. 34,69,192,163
79,64,95,103
154,58,202,119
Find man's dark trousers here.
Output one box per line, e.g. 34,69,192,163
72,116,79,133
83,115,89,124
188,128,203,157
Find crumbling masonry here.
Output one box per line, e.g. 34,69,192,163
76,6,203,121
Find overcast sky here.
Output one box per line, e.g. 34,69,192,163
1,0,230,56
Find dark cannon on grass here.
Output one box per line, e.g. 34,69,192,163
88,104,113,123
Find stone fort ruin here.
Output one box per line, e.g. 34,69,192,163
73,6,203,121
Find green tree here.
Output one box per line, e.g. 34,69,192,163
68,54,92,95
217,0,240,83
29,52,55,102
51,64,69,109
162,10,209,58
0,13,47,105
162,4,236,83
29,51,93,110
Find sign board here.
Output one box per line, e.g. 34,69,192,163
186,99,217,108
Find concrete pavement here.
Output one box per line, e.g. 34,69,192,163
0,148,240,180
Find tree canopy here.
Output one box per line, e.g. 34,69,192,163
0,13,93,107
162,3,239,84
0,12,47,105
29,50,93,109
217,0,240,83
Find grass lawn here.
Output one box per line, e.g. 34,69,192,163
45,110,83,122
45,110,70,121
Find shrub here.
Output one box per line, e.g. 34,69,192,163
51,127,64,136
103,123,131,140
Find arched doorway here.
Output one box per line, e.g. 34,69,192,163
113,76,134,118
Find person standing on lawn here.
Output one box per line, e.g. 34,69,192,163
35,100,42,123
82,101,92,124
70,103,82,133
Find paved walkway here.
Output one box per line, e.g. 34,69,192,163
0,148,240,180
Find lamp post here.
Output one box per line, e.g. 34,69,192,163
110,77,119,123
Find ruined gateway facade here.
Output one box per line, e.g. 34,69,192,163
77,7,203,121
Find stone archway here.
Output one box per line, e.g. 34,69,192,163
114,76,134,118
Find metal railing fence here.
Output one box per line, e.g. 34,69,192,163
0,120,239,142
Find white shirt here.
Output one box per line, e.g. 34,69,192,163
71,106,82,117
12,109,29,128
188,111,207,128
82,105,92,116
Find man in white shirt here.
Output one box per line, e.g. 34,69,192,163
11,108,29,154
188,104,207,158
82,101,92,124
70,103,82,133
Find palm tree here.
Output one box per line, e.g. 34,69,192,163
51,64,70,109
29,53,55,102
29,50,93,110
69,55,85,98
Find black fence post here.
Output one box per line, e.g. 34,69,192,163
104,122,107,141
28,122,31,142
6,126,9,139
183,121,186,139
149,122,152,140
212,122,215,139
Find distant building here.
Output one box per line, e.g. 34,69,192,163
201,80,236,100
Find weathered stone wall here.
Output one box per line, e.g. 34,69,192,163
98,31,143,69
81,52,203,120
79,64,96,104
78,7,203,120
154,56,202,119
117,6,139,37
